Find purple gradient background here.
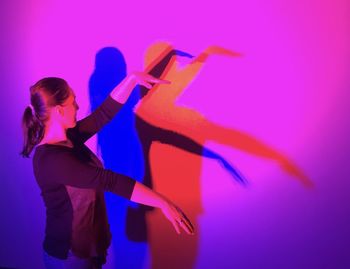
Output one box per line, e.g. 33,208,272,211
1,0,349,268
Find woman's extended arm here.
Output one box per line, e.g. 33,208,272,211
130,181,195,235
38,146,194,235
68,72,170,143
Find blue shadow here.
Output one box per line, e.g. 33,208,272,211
88,46,247,269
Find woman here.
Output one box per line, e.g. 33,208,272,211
21,72,194,269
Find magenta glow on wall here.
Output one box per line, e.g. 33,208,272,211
2,0,350,268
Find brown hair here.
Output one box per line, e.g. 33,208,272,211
20,77,70,157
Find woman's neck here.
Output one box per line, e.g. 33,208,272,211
39,120,68,145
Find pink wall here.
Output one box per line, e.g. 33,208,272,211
2,0,350,268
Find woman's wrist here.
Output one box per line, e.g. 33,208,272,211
109,71,170,104
130,181,167,209
109,73,137,103
149,189,167,210
156,193,169,210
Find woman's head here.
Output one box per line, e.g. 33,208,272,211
21,77,78,157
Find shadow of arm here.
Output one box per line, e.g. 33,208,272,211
148,123,247,185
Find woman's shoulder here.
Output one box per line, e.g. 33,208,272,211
33,143,74,163
32,143,79,181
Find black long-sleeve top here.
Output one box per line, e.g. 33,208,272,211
33,95,136,260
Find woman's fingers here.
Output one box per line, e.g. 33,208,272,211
181,213,194,233
175,207,194,233
173,207,194,235
143,73,170,85
178,218,194,235
133,72,171,87
148,77,171,84
138,80,153,89
161,199,195,235
172,219,181,235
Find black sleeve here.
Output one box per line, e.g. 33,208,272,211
41,147,136,199
68,95,123,144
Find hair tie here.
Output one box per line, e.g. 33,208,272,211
29,104,35,114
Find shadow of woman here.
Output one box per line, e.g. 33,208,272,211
136,42,313,187
89,42,312,269
132,42,313,269
89,47,148,269
89,46,243,269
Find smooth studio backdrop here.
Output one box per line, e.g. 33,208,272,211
1,1,349,268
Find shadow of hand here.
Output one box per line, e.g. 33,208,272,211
217,156,248,186
280,158,314,188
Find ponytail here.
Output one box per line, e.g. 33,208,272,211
20,106,45,158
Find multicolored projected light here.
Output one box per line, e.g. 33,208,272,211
2,0,349,268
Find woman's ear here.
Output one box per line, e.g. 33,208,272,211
55,105,64,117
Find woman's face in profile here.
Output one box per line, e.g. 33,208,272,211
60,89,79,129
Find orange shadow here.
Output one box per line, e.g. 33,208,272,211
133,42,313,269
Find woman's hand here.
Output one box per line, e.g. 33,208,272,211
130,182,194,235
131,71,171,89
160,197,195,235
110,72,170,103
